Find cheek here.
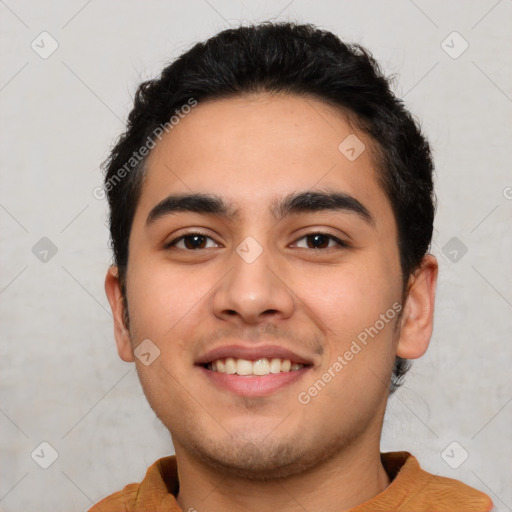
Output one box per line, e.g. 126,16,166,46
297,259,396,335
295,255,400,388
125,258,208,344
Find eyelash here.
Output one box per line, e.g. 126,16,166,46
164,231,348,251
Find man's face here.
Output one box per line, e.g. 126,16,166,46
112,93,408,478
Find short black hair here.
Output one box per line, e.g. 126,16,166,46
102,21,435,394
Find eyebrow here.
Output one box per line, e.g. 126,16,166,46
145,189,375,227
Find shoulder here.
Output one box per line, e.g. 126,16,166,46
88,482,140,512
384,452,494,511
87,456,179,512
418,472,494,511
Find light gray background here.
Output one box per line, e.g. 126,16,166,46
1,1,511,511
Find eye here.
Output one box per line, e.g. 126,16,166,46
292,232,347,250
164,231,347,252
165,232,219,251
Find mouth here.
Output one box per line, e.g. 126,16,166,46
202,357,307,376
196,345,314,397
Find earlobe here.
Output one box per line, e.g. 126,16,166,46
104,266,135,363
396,254,438,360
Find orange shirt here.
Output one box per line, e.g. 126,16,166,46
89,451,493,511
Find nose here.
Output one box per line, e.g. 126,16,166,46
210,237,296,325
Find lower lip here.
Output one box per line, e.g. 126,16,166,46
198,366,310,397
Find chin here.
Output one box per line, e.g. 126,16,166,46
181,431,348,481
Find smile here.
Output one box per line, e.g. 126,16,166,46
205,357,305,376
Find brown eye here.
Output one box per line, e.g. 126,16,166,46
293,233,347,250
165,233,218,250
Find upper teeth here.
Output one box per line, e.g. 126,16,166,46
208,358,304,376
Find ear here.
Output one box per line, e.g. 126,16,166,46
104,266,134,362
396,254,438,359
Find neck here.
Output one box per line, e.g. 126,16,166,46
174,436,390,512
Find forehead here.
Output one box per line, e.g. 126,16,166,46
135,93,393,226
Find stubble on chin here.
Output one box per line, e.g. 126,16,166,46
176,426,354,481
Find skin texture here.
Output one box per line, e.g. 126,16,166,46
105,93,438,512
